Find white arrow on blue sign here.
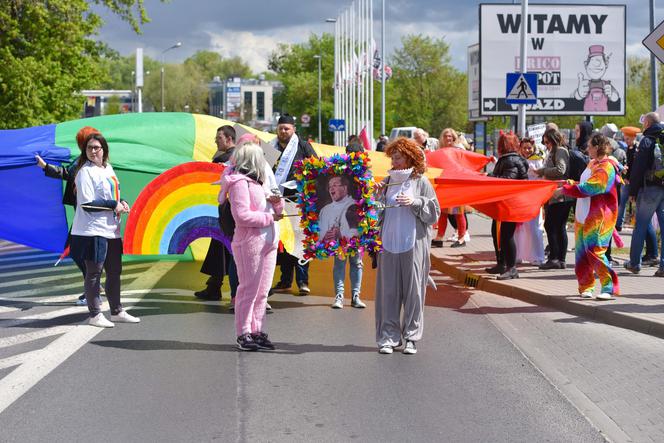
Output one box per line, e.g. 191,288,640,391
328,119,346,132
505,72,538,105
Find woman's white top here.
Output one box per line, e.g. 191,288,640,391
71,161,121,239
575,167,592,224
382,168,417,253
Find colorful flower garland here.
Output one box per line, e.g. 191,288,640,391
294,152,382,260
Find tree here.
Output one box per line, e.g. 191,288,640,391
142,62,209,113
388,35,468,138
0,0,155,129
184,51,252,82
269,34,335,143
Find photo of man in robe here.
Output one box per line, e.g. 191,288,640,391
318,175,359,244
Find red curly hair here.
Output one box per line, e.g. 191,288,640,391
385,137,426,175
75,126,101,150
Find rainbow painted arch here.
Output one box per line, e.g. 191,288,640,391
124,162,226,255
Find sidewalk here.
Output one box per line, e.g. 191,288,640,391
430,213,664,339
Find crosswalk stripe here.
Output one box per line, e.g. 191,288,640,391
0,350,42,371
0,326,73,349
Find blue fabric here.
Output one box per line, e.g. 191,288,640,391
0,125,71,251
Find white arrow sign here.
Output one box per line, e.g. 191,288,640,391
484,99,495,110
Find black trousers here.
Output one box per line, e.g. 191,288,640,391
544,201,573,263
491,220,517,269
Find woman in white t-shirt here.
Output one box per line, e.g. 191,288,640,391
70,134,139,328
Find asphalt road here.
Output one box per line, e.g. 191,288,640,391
0,251,605,442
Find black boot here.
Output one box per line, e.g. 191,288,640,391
485,264,505,274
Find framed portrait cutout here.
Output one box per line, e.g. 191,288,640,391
294,153,381,260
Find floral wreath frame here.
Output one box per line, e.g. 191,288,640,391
294,152,382,260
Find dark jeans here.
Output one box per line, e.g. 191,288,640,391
544,201,573,263
84,238,123,317
277,251,309,286
491,220,517,268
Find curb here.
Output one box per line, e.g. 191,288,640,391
430,255,664,340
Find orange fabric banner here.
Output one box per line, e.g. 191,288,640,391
427,149,557,222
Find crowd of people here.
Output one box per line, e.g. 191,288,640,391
36,111,664,355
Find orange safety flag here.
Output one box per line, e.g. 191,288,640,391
426,149,557,222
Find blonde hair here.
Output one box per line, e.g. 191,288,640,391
231,143,267,183
438,128,459,148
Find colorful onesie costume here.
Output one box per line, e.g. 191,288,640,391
562,158,621,295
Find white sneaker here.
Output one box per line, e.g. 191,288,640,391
89,313,114,328
379,345,393,354
110,310,140,323
596,293,614,300
76,297,87,306
403,340,417,355
265,302,272,311
331,296,343,309
580,291,594,299
447,232,459,242
463,232,470,242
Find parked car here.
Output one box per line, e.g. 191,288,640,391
389,126,417,140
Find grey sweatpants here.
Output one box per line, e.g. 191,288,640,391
375,240,430,347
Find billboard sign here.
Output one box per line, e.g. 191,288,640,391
480,4,626,115
467,44,486,121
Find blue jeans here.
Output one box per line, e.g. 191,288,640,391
278,252,309,286
616,182,630,228
629,185,664,269
333,254,363,297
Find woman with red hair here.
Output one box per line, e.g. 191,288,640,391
375,137,440,355
485,133,529,280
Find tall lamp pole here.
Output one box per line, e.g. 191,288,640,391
160,42,182,112
381,0,386,136
314,54,322,143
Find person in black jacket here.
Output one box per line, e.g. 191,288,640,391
485,133,529,280
195,125,239,301
575,120,594,153
35,126,100,306
270,114,319,295
625,112,664,276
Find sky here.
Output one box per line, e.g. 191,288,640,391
95,0,662,74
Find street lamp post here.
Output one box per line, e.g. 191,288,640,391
160,42,182,112
313,54,322,143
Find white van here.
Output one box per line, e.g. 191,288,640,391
389,126,417,140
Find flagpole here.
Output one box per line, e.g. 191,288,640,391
518,0,528,137
381,0,386,137
369,0,374,145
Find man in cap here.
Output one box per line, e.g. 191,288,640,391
270,114,318,295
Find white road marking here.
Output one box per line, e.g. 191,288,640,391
0,326,73,349
0,261,177,415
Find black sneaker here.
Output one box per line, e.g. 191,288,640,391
194,287,221,301
485,265,505,274
236,333,259,351
252,332,276,350
539,260,561,270
642,256,659,267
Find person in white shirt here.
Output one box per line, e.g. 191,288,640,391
70,134,139,328
319,175,366,309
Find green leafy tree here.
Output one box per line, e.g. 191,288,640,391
142,62,208,113
0,0,155,129
387,35,468,138
269,34,335,143
185,51,253,81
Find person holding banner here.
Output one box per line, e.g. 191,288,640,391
432,128,468,248
535,128,573,270
486,133,529,280
70,133,138,328
553,133,621,299
514,137,546,266
375,137,440,355
270,114,318,296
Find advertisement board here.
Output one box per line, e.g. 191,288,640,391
467,44,485,121
480,4,625,116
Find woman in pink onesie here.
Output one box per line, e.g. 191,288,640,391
219,143,284,351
